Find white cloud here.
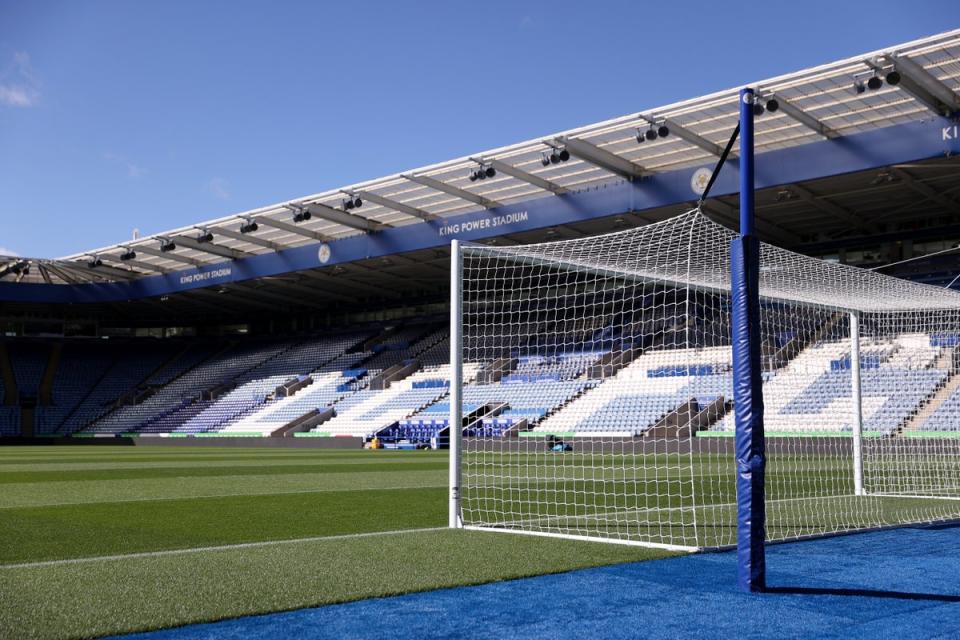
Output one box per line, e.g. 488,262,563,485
0,51,40,108
0,247,20,257
103,152,146,179
207,177,231,200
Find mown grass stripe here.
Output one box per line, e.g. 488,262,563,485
0,461,447,484
0,482,447,511
0,526,449,570
0,486,447,564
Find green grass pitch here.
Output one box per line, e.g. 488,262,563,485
0,446,675,640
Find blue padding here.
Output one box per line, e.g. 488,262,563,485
411,379,448,389
931,334,960,347
830,356,880,370
731,234,766,592
647,365,715,377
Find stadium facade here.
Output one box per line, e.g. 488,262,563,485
1,30,959,443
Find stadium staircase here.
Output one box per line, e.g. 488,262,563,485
0,343,17,407
54,361,114,435
900,347,959,434
644,397,728,439
80,341,231,432
38,343,61,406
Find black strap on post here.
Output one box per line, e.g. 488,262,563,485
697,123,740,206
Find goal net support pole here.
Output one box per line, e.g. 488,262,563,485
733,87,766,593
449,238,463,529
851,311,866,497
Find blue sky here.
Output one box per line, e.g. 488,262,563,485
0,1,955,258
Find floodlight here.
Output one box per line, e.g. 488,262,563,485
657,125,670,138
765,99,779,112
885,70,901,86
867,75,883,90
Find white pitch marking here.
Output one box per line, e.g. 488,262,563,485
0,527,449,570
0,482,447,510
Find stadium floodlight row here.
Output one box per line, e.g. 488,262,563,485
1,30,958,304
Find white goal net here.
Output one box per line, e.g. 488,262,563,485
452,209,960,551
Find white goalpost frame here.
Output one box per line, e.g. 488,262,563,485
447,209,960,552
850,311,865,497
449,239,463,529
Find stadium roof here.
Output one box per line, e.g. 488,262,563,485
2,29,960,312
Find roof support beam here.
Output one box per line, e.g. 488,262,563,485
788,184,871,233
703,199,799,246
354,190,438,222
255,217,330,242
100,255,169,274
640,116,728,157
890,167,960,211
173,235,252,260
266,278,356,303
134,245,206,267
217,224,281,250
884,54,960,116
402,173,501,209
556,136,650,180
299,268,405,298
188,288,278,312
767,95,840,139
474,157,569,195
302,203,389,232
232,282,329,310
64,261,140,281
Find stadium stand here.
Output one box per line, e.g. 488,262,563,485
1,321,959,442
535,347,732,437
710,334,947,435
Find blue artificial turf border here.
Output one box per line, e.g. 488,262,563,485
113,524,960,640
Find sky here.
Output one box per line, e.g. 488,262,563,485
0,0,955,258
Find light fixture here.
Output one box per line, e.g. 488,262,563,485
159,238,176,252
657,125,670,138
342,195,363,209
240,219,258,234
853,80,866,94
292,208,311,223
469,163,497,181
544,146,570,163
885,70,901,86
752,102,765,116
644,126,658,141
120,248,137,261
867,75,883,90
196,229,214,243
765,98,779,112
88,256,103,269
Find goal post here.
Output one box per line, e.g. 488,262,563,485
732,87,765,592
447,96,960,585
449,238,463,529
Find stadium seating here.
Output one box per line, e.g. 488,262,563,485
537,346,732,437
710,334,947,435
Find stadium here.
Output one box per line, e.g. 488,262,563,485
3,19,960,640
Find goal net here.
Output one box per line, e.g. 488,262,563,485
452,209,960,551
